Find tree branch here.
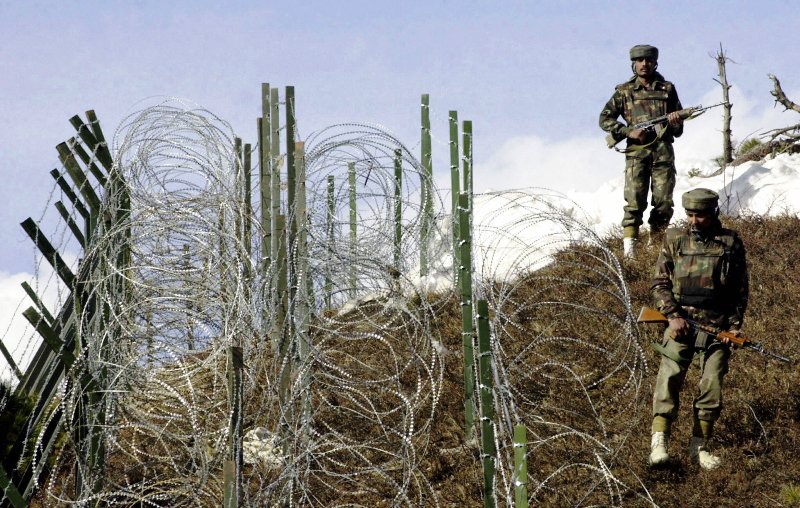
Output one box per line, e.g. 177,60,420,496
768,74,800,114
761,123,800,139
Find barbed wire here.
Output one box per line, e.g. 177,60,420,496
468,190,649,505
1,102,648,506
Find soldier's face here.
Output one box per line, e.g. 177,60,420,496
687,210,715,234
633,57,656,78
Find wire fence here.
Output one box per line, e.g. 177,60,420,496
1,101,649,506
469,190,650,506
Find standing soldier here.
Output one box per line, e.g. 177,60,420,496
648,188,749,470
600,44,684,258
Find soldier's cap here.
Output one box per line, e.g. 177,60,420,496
682,188,719,212
630,44,659,61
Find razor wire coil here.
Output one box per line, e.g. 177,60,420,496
1,101,650,507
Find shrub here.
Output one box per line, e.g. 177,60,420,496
782,484,800,505
736,137,764,158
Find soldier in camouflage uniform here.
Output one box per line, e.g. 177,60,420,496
648,188,749,470
599,44,684,258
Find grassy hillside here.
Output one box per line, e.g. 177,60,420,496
23,214,800,507
423,213,800,506
624,214,800,507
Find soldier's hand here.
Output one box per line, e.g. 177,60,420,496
668,317,691,339
721,329,742,347
628,128,647,143
667,112,683,127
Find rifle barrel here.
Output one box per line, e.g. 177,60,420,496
752,345,791,363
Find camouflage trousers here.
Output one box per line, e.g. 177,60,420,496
652,329,731,423
622,141,676,233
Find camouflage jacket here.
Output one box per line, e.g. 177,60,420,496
599,72,684,147
651,223,748,330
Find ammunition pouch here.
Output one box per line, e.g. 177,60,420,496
676,291,718,308
694,330,713,349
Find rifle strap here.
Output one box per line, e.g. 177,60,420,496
650,338,694,366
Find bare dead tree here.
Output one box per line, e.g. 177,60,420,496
713,44,734,164
763,74,800,146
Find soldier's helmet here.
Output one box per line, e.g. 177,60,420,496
682,188,719,213
630,44,659,61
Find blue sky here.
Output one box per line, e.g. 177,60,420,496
2,0,799,275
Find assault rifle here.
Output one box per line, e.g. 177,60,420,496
637,306,791,363
606,101,729,149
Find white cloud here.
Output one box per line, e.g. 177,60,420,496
474,135,620,194
0,256,73,385
0,271,38,384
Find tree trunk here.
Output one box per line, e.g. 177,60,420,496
715,44,734,165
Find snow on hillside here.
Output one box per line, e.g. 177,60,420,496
3,153,800,382
410,152,800,294
570,152,800,234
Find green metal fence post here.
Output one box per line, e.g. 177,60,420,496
458,193,475,442
234,137,243,257
476,299,496,508
270,87,281,269
50,168,91,243
268,86,282,343
271,214,289,351
72,286,88,502
224,346,244,508
0,465,26,508
54,201,86,247
285,86,296,245
295,141,312,431
56,142,100,235
513,424,529,508
272,215,288,353
183,245,195,351
260,83,272,277
70,113,113,171
67,137,107,187
285,87,297,346
462,120,473,204
20,218,76,289
274,213,292,458
420,94,433,277
325,175,335,309
218,203,227,304
223,460,237,508
84,110,114,172
348,162,357,297
243,142,253,302
0,337,22,381
21,281,55,325
244,143,253,261
449,111,460,283
393,148,403,272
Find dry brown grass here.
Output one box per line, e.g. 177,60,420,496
23,214,800,507
419,213,800,506
581,213,800,507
